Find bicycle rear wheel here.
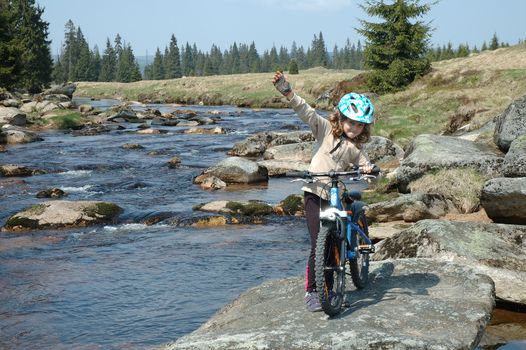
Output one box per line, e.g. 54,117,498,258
349,211,370,289
315,223,346,316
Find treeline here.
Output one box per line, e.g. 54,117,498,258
143,32,365,79
428,33,513,61
52,20,141,83
0,0,53,92
51,20,366,82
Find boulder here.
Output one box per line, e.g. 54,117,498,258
121,143,144,150
194,157,268,184
263,142,315,162
3,200,121,231
167,156,181,168
151,117,180,126
1,99,21,108
42,94,71,103
228,131,314,157
0,126,42,144
363,136,404,167
0,107,27,126
194,200,273,216
373,219,526,305
494,95,526,152
165,258,494,350
36,188,66,199
43,83,76,99
184,127,225,134
365,193,455,223
395,134,504,192
78,104,94,114
480,177,526,224
502,135,526,177
256,160,309,176
0,164,45,176
199,176,226,191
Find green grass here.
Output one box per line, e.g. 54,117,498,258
46,111,86,130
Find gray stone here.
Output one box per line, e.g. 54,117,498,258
0,127,42,144
163,258,494,350
257,159,309,176
3,200,121,231
395,134,504,192
373,219,526,305
194,157,268,184
364,136,404,166
481,177,526,224
263,141,315,162
494,95,526,152
43,83,76,99
0,107,27,126
0,164,44,176
365,193,455,223
502,135,526,177
229,131,314,157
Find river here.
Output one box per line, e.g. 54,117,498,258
0,100,314,349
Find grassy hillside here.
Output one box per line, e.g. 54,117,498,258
375,43,526,147
76,44,526,148
76,67,362,108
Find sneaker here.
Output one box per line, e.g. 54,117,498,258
304,291,322,312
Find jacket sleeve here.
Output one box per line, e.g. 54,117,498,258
289,93,330,141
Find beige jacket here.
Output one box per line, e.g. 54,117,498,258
289,93,370,199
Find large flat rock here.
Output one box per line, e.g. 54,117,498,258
163,258,494,350
373,220,526,305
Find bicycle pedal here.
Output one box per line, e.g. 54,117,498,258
358,244,375,253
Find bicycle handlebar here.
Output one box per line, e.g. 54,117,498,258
286,165,381,179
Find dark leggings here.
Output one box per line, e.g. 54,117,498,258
304,191,328,292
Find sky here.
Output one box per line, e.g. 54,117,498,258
37,0,526,57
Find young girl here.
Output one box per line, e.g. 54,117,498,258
272,71,374,312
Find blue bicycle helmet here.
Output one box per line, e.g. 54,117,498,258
337,92,375,124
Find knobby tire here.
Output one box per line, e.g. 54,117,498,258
315,224,345,316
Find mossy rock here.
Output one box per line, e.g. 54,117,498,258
3,201,122,231
83,202,121,218
225,201,273,216
278,194,304,215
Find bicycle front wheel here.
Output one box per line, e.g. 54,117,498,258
315,223,346,316
349,211,370,289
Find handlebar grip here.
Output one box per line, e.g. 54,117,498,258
370,164,381,176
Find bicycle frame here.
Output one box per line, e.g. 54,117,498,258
319,177,373,260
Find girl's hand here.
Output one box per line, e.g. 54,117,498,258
360,163,374,174
272,71,293,99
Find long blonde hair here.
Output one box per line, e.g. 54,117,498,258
328,112,371,147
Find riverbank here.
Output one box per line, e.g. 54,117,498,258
76,44,526,148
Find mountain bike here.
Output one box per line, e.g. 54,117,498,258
290,166,379,316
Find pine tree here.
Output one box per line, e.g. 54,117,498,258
151,48,164,80
357,0,432,93
73,28,90,81
288,58,299,74
99,38,117,81
489,32,499,50
269,45,279,71
247,42,260,73
165,34,182,78
182,42,195,76
10,0,53,92
0,0,22,89
88,46,101,81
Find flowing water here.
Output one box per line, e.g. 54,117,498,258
0,100,314,349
